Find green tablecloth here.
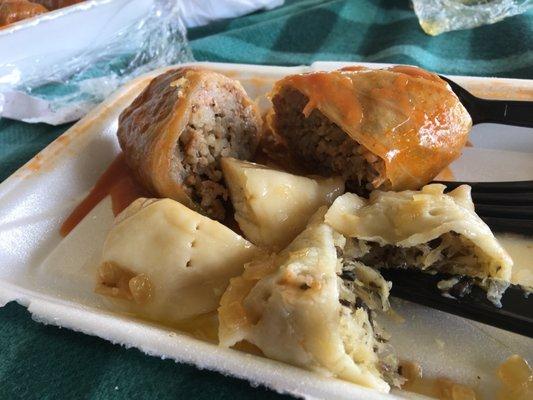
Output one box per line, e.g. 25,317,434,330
1,1,532,398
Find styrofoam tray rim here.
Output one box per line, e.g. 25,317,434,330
1,61,532,400
0,278,416,400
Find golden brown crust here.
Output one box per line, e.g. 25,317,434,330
269,66,472,191
117,68,262,214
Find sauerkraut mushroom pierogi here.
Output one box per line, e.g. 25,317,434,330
90,66,517,394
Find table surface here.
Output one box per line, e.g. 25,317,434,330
1,0,532,398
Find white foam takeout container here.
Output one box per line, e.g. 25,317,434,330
0,0,188,124
0,62,532,400
0,0,154,82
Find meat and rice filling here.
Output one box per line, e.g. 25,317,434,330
176,82,260,220
271,87,388,193
118,68,261,223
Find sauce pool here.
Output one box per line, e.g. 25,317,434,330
60,153,149,237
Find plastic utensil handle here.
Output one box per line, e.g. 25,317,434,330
381,268,533,339
471,99,533,128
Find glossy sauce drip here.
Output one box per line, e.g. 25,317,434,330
285,72,364,127
277,66,466,190
281,67,449,136
60,153,148,236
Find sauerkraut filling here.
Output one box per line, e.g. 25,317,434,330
218,214,402,391
343,233,510,306
335,249,403,387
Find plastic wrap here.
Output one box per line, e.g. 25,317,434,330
412,0,533,36
0,0,194,124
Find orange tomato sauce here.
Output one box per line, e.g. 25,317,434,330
60,153,148,236
275,66,465,190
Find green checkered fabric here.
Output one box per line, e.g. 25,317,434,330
1,1,531,398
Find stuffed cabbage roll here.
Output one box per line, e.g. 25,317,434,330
117,68,262,221
96,198,261,325
218,210,401,392
269,66,471,193
325,184,513,305
221,157,344,250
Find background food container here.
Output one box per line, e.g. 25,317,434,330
0,0,193,124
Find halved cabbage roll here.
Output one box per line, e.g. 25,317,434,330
325,184,513,305
221,157,344,250
96,198,262,325
117,68,262,221
219,210,401,392
269,66,471,193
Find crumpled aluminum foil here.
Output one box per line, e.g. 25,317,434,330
412,0,533,36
